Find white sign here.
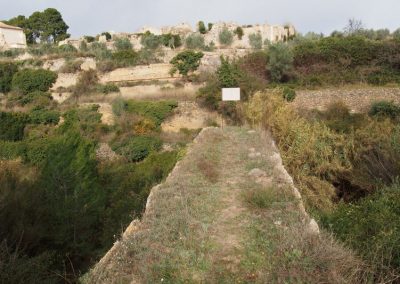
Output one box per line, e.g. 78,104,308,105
222,88,240,101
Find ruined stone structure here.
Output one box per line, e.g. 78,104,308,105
0,22,27,50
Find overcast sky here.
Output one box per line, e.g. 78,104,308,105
1,0,399,37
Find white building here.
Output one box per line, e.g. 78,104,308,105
0,22,27,50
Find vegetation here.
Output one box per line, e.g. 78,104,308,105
234,26,244,40
5,8,69,43
198,21,207,34
11,69,57,95
218,27,234,46
0,62,18,93
268,43,294,82
114,37,133,51
185,33,205,50
170,50,204,77
248,32,263,49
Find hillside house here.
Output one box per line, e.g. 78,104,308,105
0,22,27,50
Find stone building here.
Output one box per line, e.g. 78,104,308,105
0,22,27,50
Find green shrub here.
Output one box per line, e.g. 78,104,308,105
282,87,296,102
0,112,29,141
217,56,243,87
112,136,162,162
11,69,57,95
27,43,58,56
101,32,112,41
321,183,400,279
114,38,133,51
58,44,77,53
112,98,128,116
96,83,120,94
0,48,24,58
234,27,244,40
125,100,178,126
160,34,182,49
185,33,205,50
84,36,96,43
198,21,207,34
112,49,138,66
249,33,263,49
369,101,400,120
89,42,112,60
208,23,213,31
17,91,53,107
170,50,204,77
268,43,294,82
140,32,162,50
218,27,234,46
0,62,18,93
366,70,393,86
0,141,26,159
29,108,60,125
79,40,88,52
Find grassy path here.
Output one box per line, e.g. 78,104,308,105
85,127,366,283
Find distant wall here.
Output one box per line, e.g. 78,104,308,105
0,28,27,49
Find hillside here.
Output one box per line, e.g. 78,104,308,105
84,127,364,283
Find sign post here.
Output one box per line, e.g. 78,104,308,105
221,88,241,130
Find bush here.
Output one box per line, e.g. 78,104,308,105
0,112,29,141
234,27,244,40
198,21,207,34
140,32,162,50
114,38,132,51
160,34,182,49
89,42,112,60
29,107,60,125
101,32,112,41
59,59,82,73
96,60,117,73
96,83,120,94
73,69,99,96
369,101,400,120
112,136,162,162
170,50,204,77
219,27,234,46
217,56,243,87
282,87,296,102
185,33,205,50
321,183,400,280
11,69,57,95
208,23,213,31
17,91,53,107
268,43,294,82
249,33,263,49
0,62,18,93
84,36,96,43
112,49,138,66
125,100,177,126
58,44,77,53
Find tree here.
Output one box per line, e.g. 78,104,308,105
5,8,69,44
101,32,112,41
344,18,364,36
170,50,204,77
267,43,294,82
234,27,244,40
0,63,18,93
219,27,234,46
198,21,207,34
208,23,214,31
249,33,263,49
40,8,70,42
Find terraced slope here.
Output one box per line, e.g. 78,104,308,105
84,127,365,284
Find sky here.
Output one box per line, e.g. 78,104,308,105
1,0,399,37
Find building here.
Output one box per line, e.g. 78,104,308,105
0,22,27,50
